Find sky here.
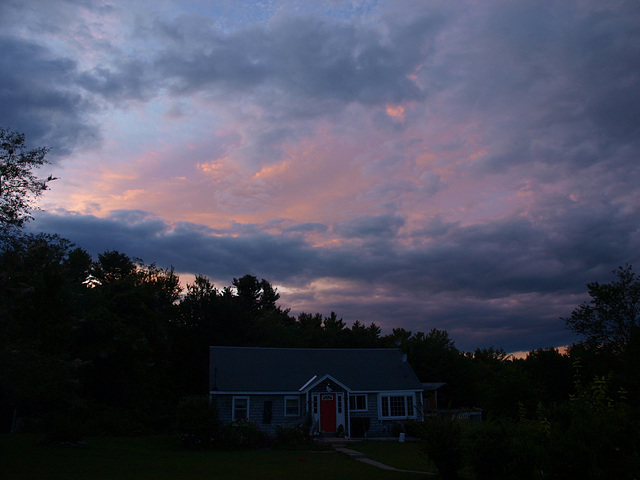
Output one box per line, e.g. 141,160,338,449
2,0,639,353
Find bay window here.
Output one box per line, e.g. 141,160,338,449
379,394,416,419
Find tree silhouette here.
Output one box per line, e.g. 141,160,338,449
564,265,639,356
0,128,55,233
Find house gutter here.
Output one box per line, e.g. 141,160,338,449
347,394,351,438
299,375,317,432
299,375,317,392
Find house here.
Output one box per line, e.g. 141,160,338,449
423,382,446,411
209,346,424,437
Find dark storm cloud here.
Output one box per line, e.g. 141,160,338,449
151,13,440,107
77,60,153,103
284,222,329,234
433,1,640,176
31,210,320,281
318,291,575,353
401,201,640,299
0,36,99,156
31,191,640,352
333,214,405,239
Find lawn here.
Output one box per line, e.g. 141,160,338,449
350,440,435,473
2,435,427,480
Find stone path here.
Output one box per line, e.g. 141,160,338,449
330,444,433,475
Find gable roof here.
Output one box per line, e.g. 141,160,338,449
209,346,423,393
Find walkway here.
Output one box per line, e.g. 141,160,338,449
320,438,433,475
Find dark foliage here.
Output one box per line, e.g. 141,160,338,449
540,374,640,479
0,127,54,232
350,417,371,438
175,396,221,448
274,423,310,449
564,266,640,405
414,415,465,480
42,407,89,445
464,419,546,480
564,265,640,355
221,420,266,449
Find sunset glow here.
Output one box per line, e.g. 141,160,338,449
2,0,639,352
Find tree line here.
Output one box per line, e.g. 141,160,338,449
2,231,638,434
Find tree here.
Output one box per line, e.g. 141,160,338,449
232,274,282,312
0,233,92,353
0,234,91,432
349,320,382,348
0,128,55,232
564,266,640,405
382,328,477,408
523,347,573,404
71,251,182,432
174,395,221,448
470,348,539,419
564,265,639,356
398,328,460,382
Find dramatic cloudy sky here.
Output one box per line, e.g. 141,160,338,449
3,0,639,352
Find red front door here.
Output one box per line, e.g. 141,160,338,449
320,393,337,432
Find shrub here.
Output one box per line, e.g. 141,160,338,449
350,417,371,438
43,408,88,444
416,415,464,480
542,398,640,479
391,421,404,436
464,421,511,480
508,421,547,480
274,423,309,448
403,419,422,438
82,404,145,436
174,395,221,448
464,419,545,480
221,419,266,449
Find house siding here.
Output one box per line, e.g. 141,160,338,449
349,392,423,437
214,390,423,438
349,392,381,437
214,395,233,424
213,394,306,435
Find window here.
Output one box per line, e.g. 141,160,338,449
389,396,405,416
285,396,300,417
263,400,273,424
313,394,318,414
380,394,415,419
337,394,343,414
232,396,249,421
349,394,368,412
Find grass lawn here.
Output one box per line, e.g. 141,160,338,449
350,440,435,473
2,434,427,480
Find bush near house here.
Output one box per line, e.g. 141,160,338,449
174,396,221,448
350,417,370,438
464,419,546,480
413,415,465,480
540,377,640,479
274,423,309,449
221,420,266,449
